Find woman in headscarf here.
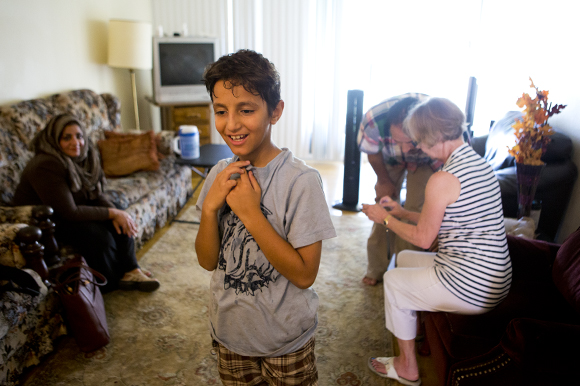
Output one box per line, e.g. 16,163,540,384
13,114,159,292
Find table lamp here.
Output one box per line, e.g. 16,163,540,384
108,19,152,131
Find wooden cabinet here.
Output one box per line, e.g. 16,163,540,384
153,100,213,145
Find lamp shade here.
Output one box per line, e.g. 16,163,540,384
108,19,152,70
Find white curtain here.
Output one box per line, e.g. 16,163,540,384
152,0,483,161
301,0,344,161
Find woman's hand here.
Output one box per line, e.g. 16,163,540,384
109,208,137,237
226,169,262,223
379,196,404,218
203,160,251,214
361,203,391,225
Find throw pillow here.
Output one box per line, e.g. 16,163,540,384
552,226,580,314
98,131,159,177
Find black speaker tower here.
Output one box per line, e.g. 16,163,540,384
465,76,478,138
333,90,364,212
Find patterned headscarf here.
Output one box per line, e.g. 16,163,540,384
30,114,105,199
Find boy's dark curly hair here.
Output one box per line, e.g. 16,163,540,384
203,49,281,115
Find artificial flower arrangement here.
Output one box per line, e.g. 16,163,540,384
508,77,566,165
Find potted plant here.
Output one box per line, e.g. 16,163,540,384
509,77,566,218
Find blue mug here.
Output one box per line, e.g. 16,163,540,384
173,125,200,159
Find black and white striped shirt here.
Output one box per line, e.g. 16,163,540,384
435,143,512,309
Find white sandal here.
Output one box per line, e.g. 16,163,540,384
368,357,421,386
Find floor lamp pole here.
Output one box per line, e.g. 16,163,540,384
130,69,141,131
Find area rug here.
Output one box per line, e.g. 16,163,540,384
20,206,394,386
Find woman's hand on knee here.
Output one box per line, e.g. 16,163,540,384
109,208,137,237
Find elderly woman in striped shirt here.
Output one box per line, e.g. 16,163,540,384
361,97,512,386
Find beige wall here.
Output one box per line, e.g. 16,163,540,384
0,0,156,131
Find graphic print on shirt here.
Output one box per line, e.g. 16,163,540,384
219,204,280,295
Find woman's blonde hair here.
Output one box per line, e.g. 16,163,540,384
403,97,466,147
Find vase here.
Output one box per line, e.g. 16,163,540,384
515,162,544,219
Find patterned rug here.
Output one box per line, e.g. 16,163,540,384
20,205,394,386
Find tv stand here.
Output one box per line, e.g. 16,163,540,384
146,97,212,145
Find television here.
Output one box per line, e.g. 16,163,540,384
152,36,220,104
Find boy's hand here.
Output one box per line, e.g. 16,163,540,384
227,169,262,221
203,160,251,213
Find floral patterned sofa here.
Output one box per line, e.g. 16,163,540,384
0,89,193,385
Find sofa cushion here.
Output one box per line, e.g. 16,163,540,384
0,223,28,268
552,226,580,315
103,157,180,209
98,131,160,177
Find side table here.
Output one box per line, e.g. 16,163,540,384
504,217,536,239
175,144,233,179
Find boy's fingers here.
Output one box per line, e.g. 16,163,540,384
230,160,251,170
248,171,261,192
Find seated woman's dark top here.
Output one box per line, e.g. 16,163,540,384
13,153,111,223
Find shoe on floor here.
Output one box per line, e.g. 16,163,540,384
367,357,421,386
119,270,160,292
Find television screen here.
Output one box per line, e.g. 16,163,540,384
152,36,220,104
158,43,214,87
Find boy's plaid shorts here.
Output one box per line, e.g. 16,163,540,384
212,337,318,385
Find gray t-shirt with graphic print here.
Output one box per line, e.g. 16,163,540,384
196,148,337,357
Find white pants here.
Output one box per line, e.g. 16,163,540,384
383,250,488,340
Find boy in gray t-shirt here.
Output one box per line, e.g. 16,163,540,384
195,50,336,385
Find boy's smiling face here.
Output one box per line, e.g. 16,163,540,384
212,81,284,167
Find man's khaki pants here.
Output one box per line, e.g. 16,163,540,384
365,164,435,281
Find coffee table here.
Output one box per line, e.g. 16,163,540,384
175,144,233,177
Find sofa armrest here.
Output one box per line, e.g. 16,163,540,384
506,235,560,281
0,223,30,268
0,206,37,224
0,205,59,267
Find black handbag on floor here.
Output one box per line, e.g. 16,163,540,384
52,254,110,352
